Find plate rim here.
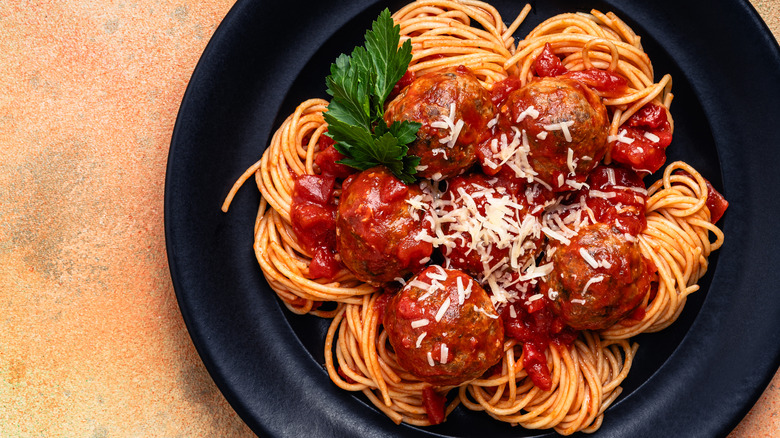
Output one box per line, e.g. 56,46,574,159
165,0,780,437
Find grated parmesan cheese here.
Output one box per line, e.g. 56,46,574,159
427,177,545,305
543,120,575,142
606,167,616,185
542,226,571,245
589,190,617,199
613,185,648,195
608,129,634,144
427,268,447,282
474,306,499,319
566,148,576,175
417,279,443,301
456,276,466,305
516,105,540,122
440,344,449,364
579,247,599,269
431,148,449,159
582,275,604,294
408,279,430,290
411,319,430,329
435,297,451,322
525,293,543,306
431,102,465,148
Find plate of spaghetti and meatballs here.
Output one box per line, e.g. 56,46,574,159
165,0,780,437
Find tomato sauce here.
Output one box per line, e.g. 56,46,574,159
314,134,357,180
674,170,729,223
389,69,416,102
373,292,392,322
533,43,568,77
500,282,578,391
610,103,673,174
584,165,648,236
533,43,629,98
337,366,357,384
561,69,628,98
422,386,446,425
627,282,658,321
289,174,341,280
489,76,523,107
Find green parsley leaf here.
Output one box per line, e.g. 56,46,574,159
364,9,413,116
325,54,370,129
386,120,420,146
323,8,420,184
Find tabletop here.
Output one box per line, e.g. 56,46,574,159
1,1,778,437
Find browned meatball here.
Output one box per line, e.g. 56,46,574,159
495,77,609,190
336,166,433,285
384,65,496,180
384,266,504,386
543,222,652,330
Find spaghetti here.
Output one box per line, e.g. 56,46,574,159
222,1,726,434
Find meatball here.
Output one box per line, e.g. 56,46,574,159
384,266,504,386
493,77,609,189
543,222,652,330
384,65,496,180
336,166,433,285
436,172,544,277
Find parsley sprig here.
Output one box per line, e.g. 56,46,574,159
323,9,421,184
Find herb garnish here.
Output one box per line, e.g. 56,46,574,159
323,9,421,184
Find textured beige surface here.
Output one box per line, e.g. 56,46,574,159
0,1,777,437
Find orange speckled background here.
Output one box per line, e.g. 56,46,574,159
1,1,778,437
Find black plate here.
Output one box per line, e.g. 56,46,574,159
165,1,780,436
